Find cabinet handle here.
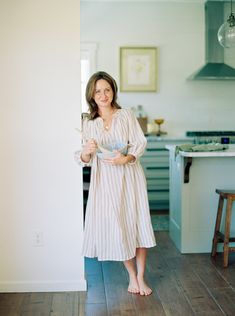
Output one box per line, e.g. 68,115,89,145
146,167,169,170
146,148,167,152
148,189,169,192
147,177,169,180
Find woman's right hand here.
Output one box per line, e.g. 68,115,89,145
81,139,97,162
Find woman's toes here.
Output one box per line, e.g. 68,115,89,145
128,277,140,294
138,278,152,296
128,287,139,294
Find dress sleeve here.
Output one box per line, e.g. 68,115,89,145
74,117,94,167
127,109,147,163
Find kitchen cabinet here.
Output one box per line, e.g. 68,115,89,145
140,136,193,212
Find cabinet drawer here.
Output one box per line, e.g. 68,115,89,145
149,200,169,210
143,167,169,179
144,148,168,157
141,157,169,167
145,142,169,150
147,178,169,190
148,191,169,201
141,152,168,159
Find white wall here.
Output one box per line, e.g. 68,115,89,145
81,1,235,136
0,0,86,292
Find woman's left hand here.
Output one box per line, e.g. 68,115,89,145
103,151,135,165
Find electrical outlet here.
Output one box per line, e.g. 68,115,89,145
32,230,44,247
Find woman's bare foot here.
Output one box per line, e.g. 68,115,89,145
128,275,140,294
137,276,152,296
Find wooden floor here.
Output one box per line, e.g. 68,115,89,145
1,232,235,316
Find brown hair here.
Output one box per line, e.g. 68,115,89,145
85,71,121,119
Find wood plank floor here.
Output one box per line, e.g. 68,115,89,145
1,232,235,316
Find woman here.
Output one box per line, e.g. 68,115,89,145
75,71,156,296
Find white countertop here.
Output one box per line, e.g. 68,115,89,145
166,144,235,157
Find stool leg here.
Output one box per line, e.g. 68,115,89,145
223,197,233,268
211,196,224,257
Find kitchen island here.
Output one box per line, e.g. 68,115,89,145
166,144,235,253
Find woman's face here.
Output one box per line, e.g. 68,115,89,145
93,79,114,110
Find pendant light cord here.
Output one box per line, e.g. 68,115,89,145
228,0,235,27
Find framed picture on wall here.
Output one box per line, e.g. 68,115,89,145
120,47,157,92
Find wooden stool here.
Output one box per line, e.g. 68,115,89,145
211,189,235,267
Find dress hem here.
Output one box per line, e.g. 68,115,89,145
83,244,157,262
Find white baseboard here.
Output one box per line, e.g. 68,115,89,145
0,279,87,293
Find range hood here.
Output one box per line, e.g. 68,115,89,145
189,1,235,80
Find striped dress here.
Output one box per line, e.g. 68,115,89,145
75,108,156,261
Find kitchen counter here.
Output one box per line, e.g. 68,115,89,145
166,144,235,253
175,144,235,157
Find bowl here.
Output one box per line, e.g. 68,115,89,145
97,142,128,159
